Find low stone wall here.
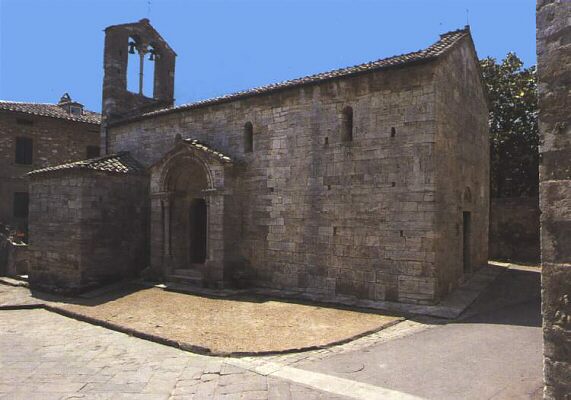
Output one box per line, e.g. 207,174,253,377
0,232,29,276
6,241,29,276
489,197,540,263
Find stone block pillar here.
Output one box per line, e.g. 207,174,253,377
537,1,571,398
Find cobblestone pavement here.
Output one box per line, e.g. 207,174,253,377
1,268,541,399
0,284,42,307
0,309,374,399
0,307,431,399
0,281,438,399
1,267,543,399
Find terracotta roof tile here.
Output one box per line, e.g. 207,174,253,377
28,152,144,177
0,101,101,124
134,27,470,121
183,138,232,163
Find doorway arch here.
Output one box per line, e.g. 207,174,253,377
149,138,232,287
166,157,209,269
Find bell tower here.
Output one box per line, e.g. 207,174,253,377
101,18,176,125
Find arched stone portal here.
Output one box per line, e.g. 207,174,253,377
149,139,232,287
167,157,209,270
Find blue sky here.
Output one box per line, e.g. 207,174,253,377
0,0,536,112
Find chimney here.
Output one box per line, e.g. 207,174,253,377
57,93,84,116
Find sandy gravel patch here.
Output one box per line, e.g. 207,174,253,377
56,287,400,354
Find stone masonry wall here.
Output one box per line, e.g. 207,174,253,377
78,172,148,287
111,63,440,303
0,112,100,231
28,175,84,290
109,37,487,304
489,197,540,263
433,37,490,298
28,171,148,293
537,1,571,398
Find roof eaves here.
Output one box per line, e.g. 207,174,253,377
109,56,437,127
109,27,469,127
0,102,101,125
183,138,232,163
27,152,145,177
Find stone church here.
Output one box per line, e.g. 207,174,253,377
27,19,489,305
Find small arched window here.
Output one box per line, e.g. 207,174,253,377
463,187,472,203
244,122,253,153
341,106,353,142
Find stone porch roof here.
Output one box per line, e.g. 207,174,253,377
119,27,471,123
182,139,232,163
27,152,145,177
0,100,101,124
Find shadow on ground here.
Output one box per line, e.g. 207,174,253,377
30,280,405,320
456,267,541,327
2,262,541,356
26,262,541,328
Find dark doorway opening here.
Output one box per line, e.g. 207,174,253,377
189,198,207,264
463,211,472,273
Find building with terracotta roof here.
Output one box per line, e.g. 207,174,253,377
0,94,100,235
27,19,489,304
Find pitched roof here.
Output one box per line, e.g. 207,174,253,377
0,101,101,124
124,27,470,123
27,152,145,177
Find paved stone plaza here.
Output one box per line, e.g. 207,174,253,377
0,309,353,400
0,266,543,399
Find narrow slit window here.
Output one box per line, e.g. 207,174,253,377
391,127,396,137
244,122,253,153
342,106,353,142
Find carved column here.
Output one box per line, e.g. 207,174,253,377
163,194,172,258
150,191,173,277
203,188,225,286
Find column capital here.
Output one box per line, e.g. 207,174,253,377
151,191,174,200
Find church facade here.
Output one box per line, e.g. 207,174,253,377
28,19,489,304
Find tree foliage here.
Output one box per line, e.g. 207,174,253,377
480,53,538,198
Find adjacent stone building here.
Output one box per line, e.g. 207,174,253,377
28,19,489,304
27,153,147,291
0,94,101,235
537,0,571,398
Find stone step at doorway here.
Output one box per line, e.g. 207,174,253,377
167,268,204,287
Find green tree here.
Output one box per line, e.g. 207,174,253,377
480,53,538,198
